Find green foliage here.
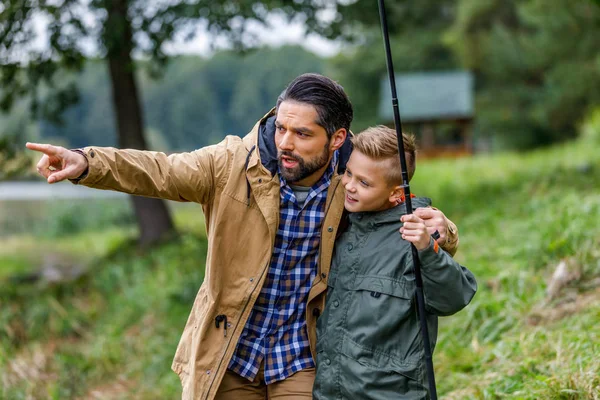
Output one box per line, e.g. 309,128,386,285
446,0,600,149
320,0,457,41
0,0,85,120
582,107,600,144
0,99,40,143
37,200,135,239
38,62,117,148
0,134,32,181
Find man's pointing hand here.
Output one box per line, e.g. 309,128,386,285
25,142,88,184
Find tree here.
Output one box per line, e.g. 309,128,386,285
0,0,333,246
446,0,600,148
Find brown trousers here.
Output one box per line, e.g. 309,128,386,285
215,364,315,400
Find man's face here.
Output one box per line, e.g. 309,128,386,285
341,150,401,213
275,101,333,187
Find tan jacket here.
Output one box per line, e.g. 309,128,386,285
75,110,458,399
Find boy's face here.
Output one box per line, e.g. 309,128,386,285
342,150,402,213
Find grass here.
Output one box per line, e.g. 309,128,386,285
0,200,206,399
411,138,600,399
1,232,207,399
1,137,599,399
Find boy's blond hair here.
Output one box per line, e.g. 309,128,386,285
351,125,417,184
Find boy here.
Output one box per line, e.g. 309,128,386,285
312,126,477,400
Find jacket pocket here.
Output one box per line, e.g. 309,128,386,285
343,275,423,363
352,275,413,298
337,336,428,400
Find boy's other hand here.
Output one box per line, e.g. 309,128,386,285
414,207,448,245
26,142,88,184
400,214,430,250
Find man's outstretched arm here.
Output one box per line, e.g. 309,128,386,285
26,141,226,204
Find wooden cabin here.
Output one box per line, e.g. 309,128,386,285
379,71,474,159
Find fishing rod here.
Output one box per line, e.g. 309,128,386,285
376,0,438,398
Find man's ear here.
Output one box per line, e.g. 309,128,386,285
329,128,347,151
389,185,405,204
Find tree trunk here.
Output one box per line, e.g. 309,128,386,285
104,0,176,246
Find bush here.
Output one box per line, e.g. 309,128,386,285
581,107,600,144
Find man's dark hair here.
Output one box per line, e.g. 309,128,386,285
276,73,353,139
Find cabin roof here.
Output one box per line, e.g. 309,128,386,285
379,71,474,123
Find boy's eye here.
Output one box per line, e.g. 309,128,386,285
360,180,369,187
345,170,352,177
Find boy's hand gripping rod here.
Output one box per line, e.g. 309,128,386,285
377,0,438,398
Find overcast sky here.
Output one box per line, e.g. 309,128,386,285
165,15,342,57
29,10,342,59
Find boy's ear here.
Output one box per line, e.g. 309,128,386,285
389,185,405,204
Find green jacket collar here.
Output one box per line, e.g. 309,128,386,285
348,196,432,227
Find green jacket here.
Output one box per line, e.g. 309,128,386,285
313,197,477,400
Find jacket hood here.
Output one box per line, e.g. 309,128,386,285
256,111,354,177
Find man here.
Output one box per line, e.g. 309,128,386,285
27,73,458,400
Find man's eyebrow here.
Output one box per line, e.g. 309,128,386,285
295,126,314,134
275,121,314,135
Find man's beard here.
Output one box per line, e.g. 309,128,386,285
278,142,330,184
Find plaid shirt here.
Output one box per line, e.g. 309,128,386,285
228,152,338,384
